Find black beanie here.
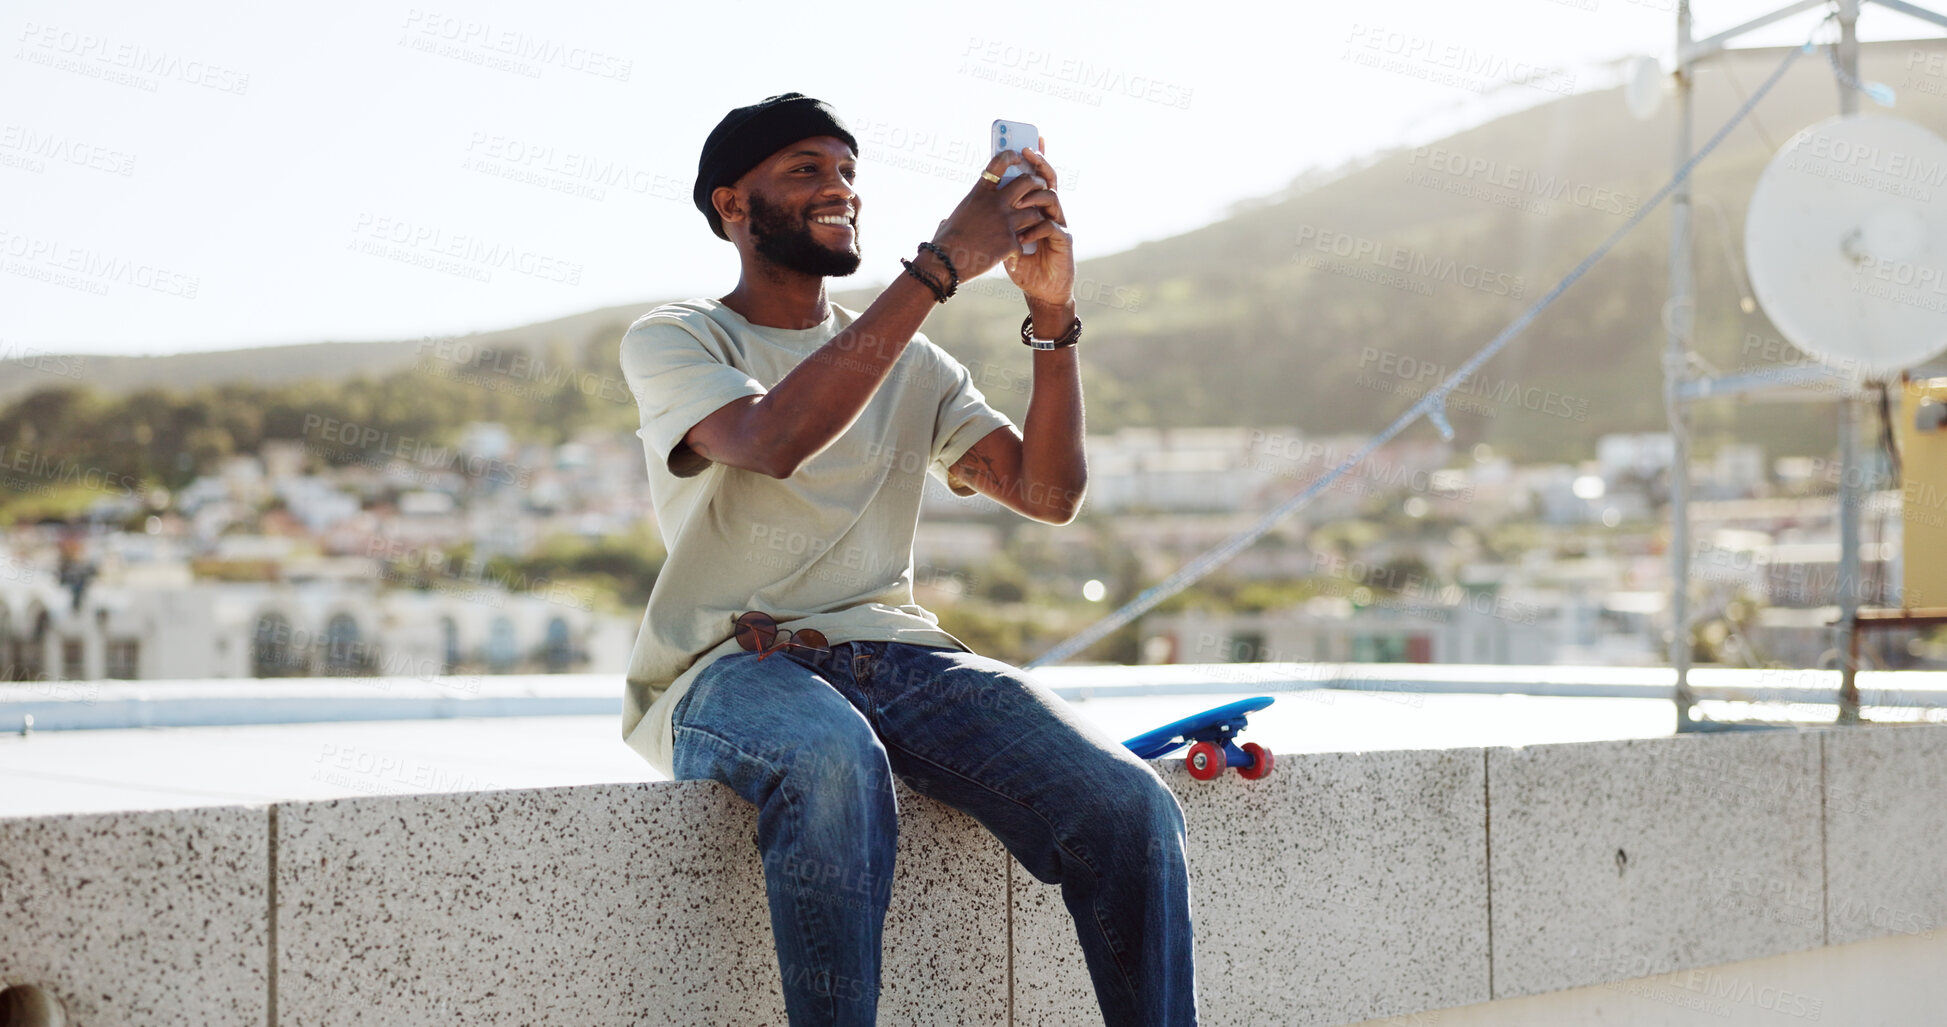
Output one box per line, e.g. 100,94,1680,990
693,92,860,241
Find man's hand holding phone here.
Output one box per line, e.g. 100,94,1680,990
924,129,1073,315
928,149,1045,278
997,143,1073,312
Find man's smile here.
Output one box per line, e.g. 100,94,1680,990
810,210,857,245
810,209,857,239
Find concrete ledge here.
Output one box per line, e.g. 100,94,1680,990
1488,730,1825,999
3,724,1943,1025
275,779,1007,1025
1014,749,1488,1026
1822,722,1947,946
0,805,267,1026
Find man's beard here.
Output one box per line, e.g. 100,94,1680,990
747,190,861,278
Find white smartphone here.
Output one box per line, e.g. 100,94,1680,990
990,118,1040,255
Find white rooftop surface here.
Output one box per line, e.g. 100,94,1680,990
0,690,1681,818
6,664,1944,818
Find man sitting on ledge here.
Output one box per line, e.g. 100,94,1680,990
618,92,1197,1026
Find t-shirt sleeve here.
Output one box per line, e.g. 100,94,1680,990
928,347,1016,497
619,314,767,478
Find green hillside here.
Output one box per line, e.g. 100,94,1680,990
884,41,1947,461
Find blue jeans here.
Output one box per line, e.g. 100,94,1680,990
670,640,1198,1026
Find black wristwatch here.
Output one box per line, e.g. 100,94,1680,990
1020,314,1082,350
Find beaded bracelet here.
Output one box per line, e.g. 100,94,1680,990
915,241,959,297
899,258,949,304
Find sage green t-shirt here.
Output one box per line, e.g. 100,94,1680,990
617,297,1015,777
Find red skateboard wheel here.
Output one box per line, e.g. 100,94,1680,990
1238,742,1274,780
1185,741,1225,780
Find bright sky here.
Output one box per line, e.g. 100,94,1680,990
2,0,1938,357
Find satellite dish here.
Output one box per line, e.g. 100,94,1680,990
1744,115,1947,381
1623,57,1665,121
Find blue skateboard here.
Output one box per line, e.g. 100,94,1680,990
1122,696,1276,780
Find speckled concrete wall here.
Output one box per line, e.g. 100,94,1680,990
4,724,1946,1027
0,804,269,1026
1822,722,1947,947
1012,748,1490,1027
274,779,1008,1026
1487,730,1826,1000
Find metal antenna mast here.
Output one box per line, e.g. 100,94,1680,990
1665,0,1947,729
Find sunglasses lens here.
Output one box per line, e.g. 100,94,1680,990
735,613,777,652
733,613,829,659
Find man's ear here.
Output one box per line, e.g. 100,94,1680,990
712,185,744,232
